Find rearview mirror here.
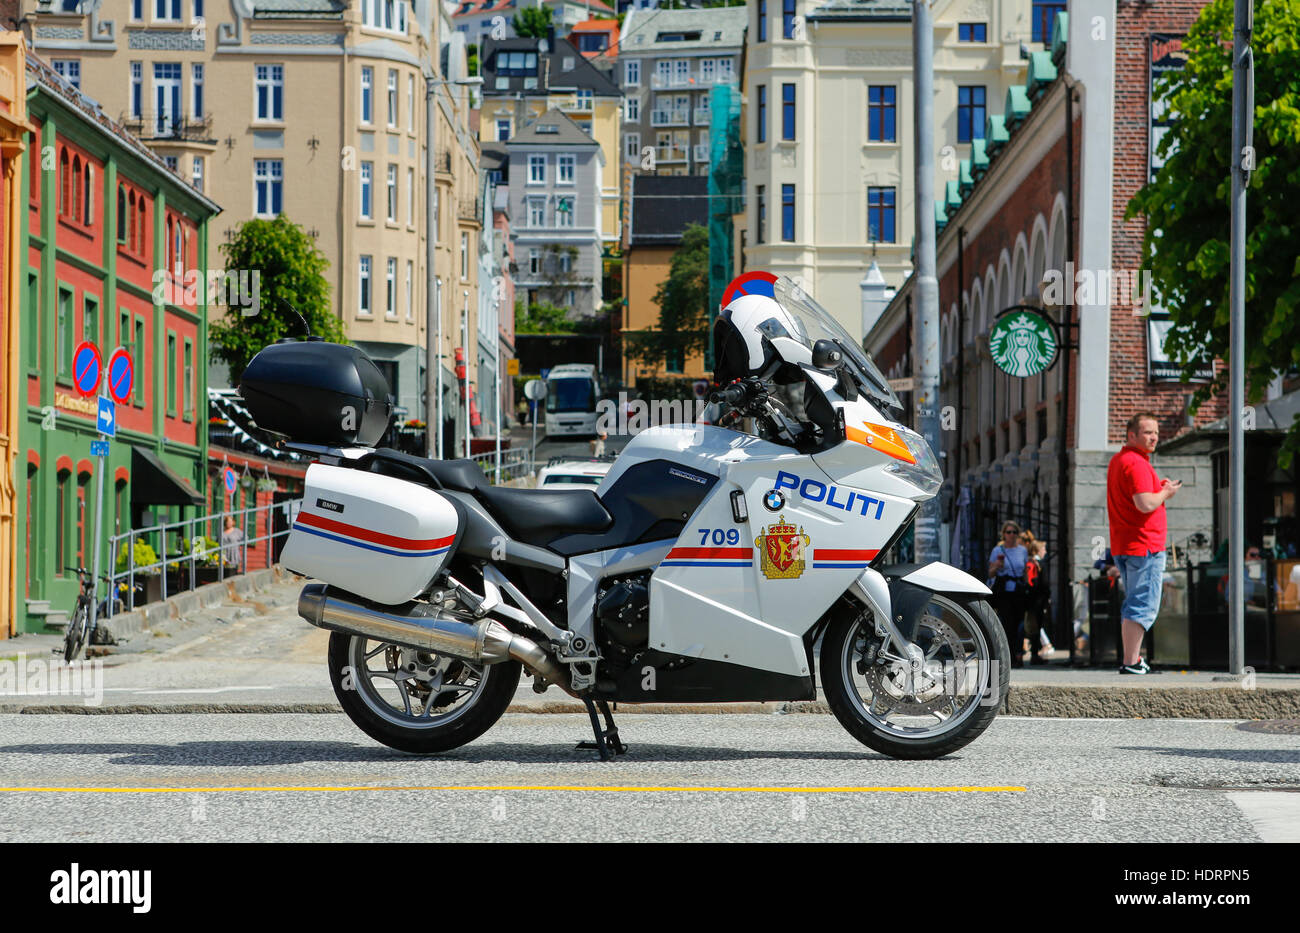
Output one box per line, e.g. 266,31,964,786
811,339,843,371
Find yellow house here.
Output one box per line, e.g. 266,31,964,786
621,173,709,386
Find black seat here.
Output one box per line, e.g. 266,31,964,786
478,484,613,543
360,448,611,545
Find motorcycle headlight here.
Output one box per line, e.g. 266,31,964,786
884,425,944,496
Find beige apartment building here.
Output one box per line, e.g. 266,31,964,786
743,0,1032,341
23,0,485,441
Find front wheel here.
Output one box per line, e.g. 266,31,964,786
821,595,1009,759
327,632,520,754
62,603,89,662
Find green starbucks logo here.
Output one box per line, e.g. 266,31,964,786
989,309,1058,377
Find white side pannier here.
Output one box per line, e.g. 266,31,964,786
281,463,460,605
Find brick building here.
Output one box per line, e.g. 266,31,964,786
864,0,1227,639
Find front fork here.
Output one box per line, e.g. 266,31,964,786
849,568,925,673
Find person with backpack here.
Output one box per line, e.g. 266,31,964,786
989,520,1029,668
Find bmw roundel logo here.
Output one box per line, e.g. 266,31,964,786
763,490,785,512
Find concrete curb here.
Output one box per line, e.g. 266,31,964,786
96,567,291,645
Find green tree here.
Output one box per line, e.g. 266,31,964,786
1127,0,1300,461
625,223,710,369
209,215,345,381
516,299,577,334
512,5,553,38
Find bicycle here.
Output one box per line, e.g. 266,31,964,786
61,566,126,662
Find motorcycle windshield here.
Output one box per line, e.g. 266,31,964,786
767,276,902,413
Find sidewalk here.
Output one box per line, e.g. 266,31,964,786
2,571,1297,719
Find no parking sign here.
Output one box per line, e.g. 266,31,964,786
73,342,102,398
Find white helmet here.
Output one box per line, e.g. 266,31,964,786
712,294,811,384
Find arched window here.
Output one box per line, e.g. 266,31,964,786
137,196,146,257
165,216,173,272
59,149,69,216
71,156,81,222
117,185,127,243
128,191,137,252
83,163,93,225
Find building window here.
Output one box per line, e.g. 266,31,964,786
183,338,194,420
958,85,986,143
625,59,640,86
719,59,735,84
405,260,413,320
386,164,397,222
528,198,545,227
130,62,143,118
56,471,68,577
624,133,641,159
359,256,372,314
867,186,896,243
82,163,93,225
460,232,469,281
528,154,545,184
132,0,143,19
496,50,538,77
192,156,204,192
868,85,897,142
758,0,767,42
57,288,72,379
83,296,99,350
557,154,575,184
194,0,203,20
163,155,178,172
496,119,511,141
53,60,81,89
781,83,795,140
155,0,180,21
1032,0,1067,43
528,248,541,276
673,60,690,85
133,318,146,404
756,85,766,143
360,67,373,124
407,74,415,132
387,70,398,127
152,62,182,136
958,22,987,42
254,159,283,216
666,347,684,373
625,95,639,122
782,0,797,39
167,331,177,415
26,274,38,369
407,167,414,225
255,64,284,121
192,63,204,118
386,257,397,316
781,184,795,241
756,185,766,245
360,162,373,219
555,195,575,227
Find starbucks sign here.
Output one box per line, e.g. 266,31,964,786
989,308,1058,377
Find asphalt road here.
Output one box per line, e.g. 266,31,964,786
1,713,1297,842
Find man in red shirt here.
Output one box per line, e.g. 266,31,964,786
1107,412,1181,674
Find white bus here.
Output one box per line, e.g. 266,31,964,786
544,364,601,438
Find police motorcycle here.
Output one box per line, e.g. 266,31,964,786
239,272,1009,760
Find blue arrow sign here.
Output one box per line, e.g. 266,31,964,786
97,397,116,438
90,439,110,457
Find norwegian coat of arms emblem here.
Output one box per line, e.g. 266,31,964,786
755,514,811,580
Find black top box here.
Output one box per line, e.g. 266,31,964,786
240,338,393,447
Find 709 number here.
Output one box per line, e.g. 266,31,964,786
698,527,741,546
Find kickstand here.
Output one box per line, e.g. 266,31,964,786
577,699,628,761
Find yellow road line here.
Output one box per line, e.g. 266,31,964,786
0,785,1026,794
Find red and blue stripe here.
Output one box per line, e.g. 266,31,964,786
292,511,455,558
812,548,878,570
660,546,753,568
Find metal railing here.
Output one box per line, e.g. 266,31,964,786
693,107,711,126
120,111,215,142
651,108,690,127
470,447,532,484
651,73,693,89
655,144,688,163
105,498,301,618
693,144,710,163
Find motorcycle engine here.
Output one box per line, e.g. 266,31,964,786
595,572,651,665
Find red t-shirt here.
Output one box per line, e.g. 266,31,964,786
1107,444,1167,555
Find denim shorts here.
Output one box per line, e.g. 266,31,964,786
1116,550,1167,630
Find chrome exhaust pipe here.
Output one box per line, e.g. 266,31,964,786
298,583,570,688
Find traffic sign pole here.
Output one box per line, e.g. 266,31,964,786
88,370,109,632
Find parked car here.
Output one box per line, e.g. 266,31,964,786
535,456,614,489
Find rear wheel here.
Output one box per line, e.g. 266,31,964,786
327,632,519,754
62,602,88,662
821,595,1009,759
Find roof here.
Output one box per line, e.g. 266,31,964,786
252,0,348,17
620,6,747,52
25,53,221,215
453,0,614,18
628,174,709,245
480,141,508,173
807,0,912,22
506,108,598,147
481,35,622,96
1159,388,1300,456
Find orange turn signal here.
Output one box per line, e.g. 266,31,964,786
845,422,917,464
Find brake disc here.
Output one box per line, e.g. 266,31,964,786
862,614,966,716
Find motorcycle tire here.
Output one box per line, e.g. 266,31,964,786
327,632,520,754
62,603,88,663
821,596,1009,760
